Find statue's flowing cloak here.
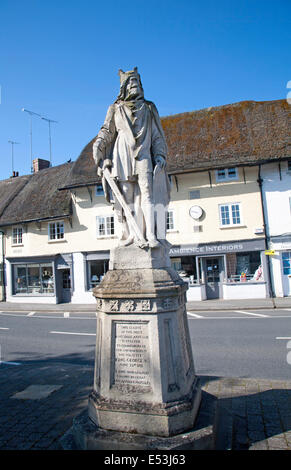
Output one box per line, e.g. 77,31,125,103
96,100,171,210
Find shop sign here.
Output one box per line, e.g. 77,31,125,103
169,239,265,257
265,250,275,256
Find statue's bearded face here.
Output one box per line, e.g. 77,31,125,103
125,76,143,100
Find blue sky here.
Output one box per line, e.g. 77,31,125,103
0,0,290,180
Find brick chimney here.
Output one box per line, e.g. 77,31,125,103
32,158,51,173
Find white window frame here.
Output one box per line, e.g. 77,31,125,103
166,210,175,231
219,202,242,227
96,215,115,238
48,220,65,241
12,226,23,246
215,167,238,182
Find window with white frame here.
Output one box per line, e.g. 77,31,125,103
12,226,23,245
48,221,64,241
216,168,238,182
96,215,114,237
219,203,242,227
166,210,175,231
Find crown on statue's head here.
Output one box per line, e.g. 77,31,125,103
118,67,142,87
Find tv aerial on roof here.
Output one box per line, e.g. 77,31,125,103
8,140,20,176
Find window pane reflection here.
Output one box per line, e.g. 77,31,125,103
14,263,54,295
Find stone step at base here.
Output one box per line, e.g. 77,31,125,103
59,390,235,450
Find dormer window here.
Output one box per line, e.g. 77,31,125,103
216,168,238,182
48,221,64,241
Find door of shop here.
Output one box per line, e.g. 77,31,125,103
204,257,222,299
61,268,71,303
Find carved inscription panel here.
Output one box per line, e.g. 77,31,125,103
112,321,151,389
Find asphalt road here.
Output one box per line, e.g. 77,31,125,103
0,308,291,380
187,309,291,380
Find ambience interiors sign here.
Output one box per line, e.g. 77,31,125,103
169,239,265,257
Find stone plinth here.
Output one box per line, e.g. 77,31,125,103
87,245,201,439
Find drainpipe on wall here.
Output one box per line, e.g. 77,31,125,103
257,165,275,306
0,231,6,302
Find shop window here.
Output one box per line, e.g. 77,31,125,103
96,184,104,196
170,256,198,283
282,252,291,275
14,263,54,294
48,221,64,241
12,227,23,245
166,211,175,231
216,168,238,182
219,203,241,227
96,215,114,237
87,260,109,289
226,252,263,282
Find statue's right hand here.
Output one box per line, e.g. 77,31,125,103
92,141,103,165
103,159,112,170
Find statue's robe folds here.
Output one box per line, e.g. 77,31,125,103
95,100,171,240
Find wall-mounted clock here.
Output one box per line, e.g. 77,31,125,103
189,205,203,220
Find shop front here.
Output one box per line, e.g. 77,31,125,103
6,255,58,303
55,254,73,303
269,236,291,297
6,253,73,304
169,238,268,300
69,251,110,304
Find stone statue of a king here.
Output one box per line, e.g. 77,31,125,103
59,68,202,450
92,67,170,248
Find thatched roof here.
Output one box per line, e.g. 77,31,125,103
61,99,291,189
0,162,73,227
1,99,289,227
162,99,291,174
0,175,31,219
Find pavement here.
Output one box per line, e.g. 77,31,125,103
1,295,291,312
0,297,290,451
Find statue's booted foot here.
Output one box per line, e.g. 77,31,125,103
118,236,134,247
147,237,160,248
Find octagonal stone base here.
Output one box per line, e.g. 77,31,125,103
88,245,201,438
88,377,201,437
